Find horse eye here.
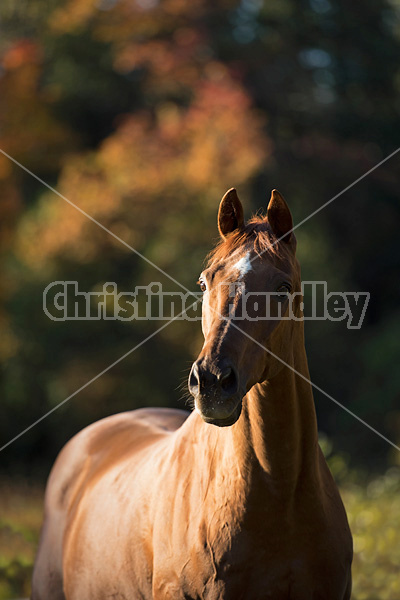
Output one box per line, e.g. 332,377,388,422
276,283,291,300
198,279,207,292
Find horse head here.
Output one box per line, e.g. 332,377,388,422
189,188,302,426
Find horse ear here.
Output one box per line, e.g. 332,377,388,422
218,188,244,240
267,189,293,242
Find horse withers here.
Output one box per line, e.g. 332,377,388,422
32,189,352,599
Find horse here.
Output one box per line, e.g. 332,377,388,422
32,188,353,599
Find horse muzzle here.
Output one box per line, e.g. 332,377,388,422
188,359,243,427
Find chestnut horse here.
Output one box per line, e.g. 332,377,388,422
32,189,352,599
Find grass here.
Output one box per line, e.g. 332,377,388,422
0,480,43,600
0,466,399,599
342,470,400,599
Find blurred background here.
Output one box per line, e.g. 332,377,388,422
0,0,399,597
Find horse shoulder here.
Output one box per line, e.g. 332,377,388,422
33,409,189,599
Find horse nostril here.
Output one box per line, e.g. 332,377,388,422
218,367,238,394
189,363,200,393
219,368,232,386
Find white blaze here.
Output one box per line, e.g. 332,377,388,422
233,251,252,278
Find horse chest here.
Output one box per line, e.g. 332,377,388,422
153,550,344,600
152,518,348,600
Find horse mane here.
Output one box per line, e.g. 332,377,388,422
206,215,283,268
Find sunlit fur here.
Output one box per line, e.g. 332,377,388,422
207,215,286,268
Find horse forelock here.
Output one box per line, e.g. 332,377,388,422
206,216,285,269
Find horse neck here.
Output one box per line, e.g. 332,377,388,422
246,357,319,491
222,326,319,497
